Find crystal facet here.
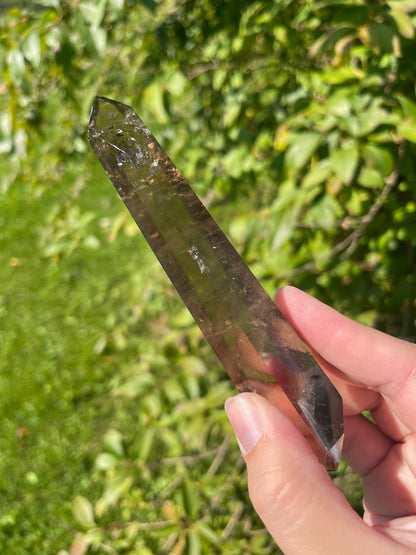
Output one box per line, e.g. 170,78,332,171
88,97,344,469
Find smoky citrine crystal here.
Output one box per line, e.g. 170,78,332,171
88,96,344,469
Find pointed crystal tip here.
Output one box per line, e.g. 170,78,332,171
325,434,344,470
88,96,131,140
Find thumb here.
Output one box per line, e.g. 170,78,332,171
225,393,395,555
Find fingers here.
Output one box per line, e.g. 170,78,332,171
225,393,397,555
343,414,394,475
344,419,416,522
275,287,416,432
363,435,416,518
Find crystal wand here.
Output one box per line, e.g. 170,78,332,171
88,97,344,469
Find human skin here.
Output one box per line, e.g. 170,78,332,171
225,286,416,554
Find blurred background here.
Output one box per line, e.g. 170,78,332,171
1,0,416,552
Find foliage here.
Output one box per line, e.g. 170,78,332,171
3,0,416,333
1,0,416,552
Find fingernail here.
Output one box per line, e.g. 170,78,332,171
225,395,263,456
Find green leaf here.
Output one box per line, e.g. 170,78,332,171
222,103,241,128
303,195,343,227
389,9,415,39
79,0,107,27
163,377,186,403
358,167,384,188
108,0,125,7
182,478,199,520
398,120,416,143
143,82,169,123
354,102,391,137
166,71,187,96
367,129,396,143
330,146,359,184
195,521,220,545
23,31,41,68
317,0,366,5
271,211,298,251
321,65,359,84
95,476,133,518
73,496,95,528
95,453,119,471
345,189,368,216
221,145,252,178
90,27,107,57
187,529,201,555
181,356,207,377
7,48,26,87
36,0,59,5
285,132,322,172
25,471,39,485
388,0,416,11
309,27,355,57
103,429,125,457
367,22,396,53
113,372,155,398
137,427,155,462
183,375,200,399
83,234,100,249
213,69,227,91
398,95,416,120
327,94,351,118
362,145,394,177
302,158,332,188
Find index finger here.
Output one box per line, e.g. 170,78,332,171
275,286,416,432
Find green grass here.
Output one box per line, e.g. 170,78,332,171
0,172,167,552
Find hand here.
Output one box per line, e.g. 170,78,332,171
225,286,416,554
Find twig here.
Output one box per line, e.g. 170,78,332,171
157,449,218,466
297,216,361,230
206,436,231,476
161,531,180,553
221,502,244,539
97,543,117,554
284,165,401,277
159,474,183,498
209,457,246,511
106,519,177,531
136,519,177,530
157,438,234,497
341,167,400,259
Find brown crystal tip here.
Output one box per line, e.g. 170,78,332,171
88,96,344,470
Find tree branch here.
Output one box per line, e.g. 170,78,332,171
284,165,402,278
340,167,400,259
